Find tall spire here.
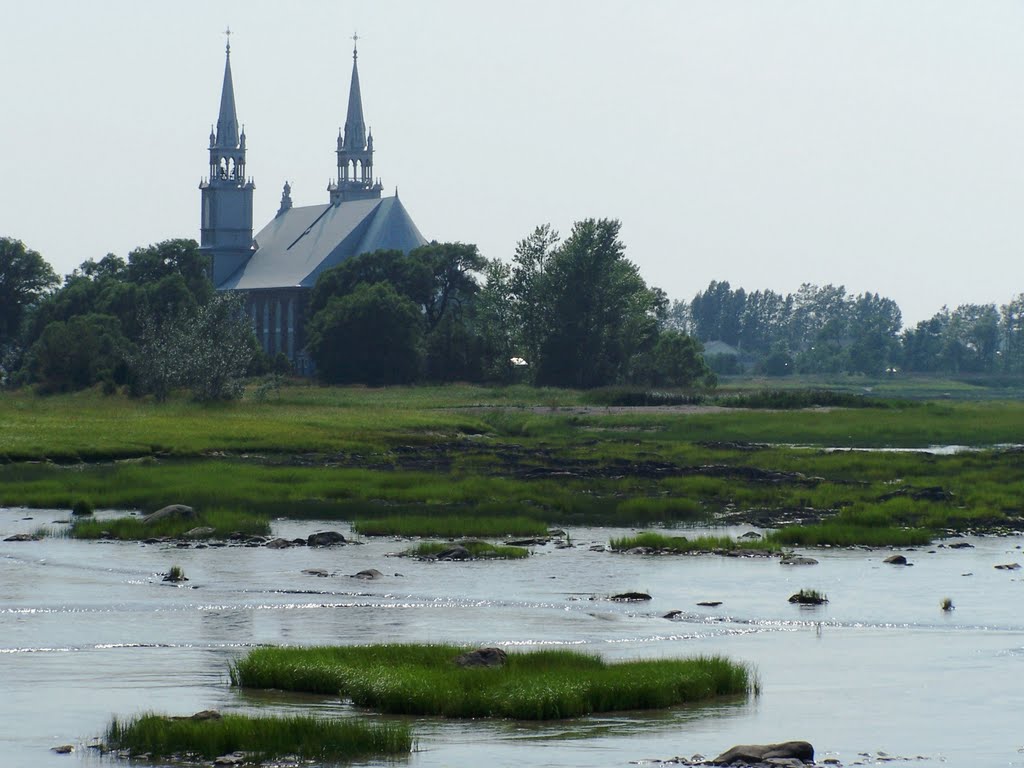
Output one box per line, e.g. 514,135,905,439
215,28,240,149
329,35,382,204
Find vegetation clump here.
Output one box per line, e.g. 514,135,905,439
230,644,755,720
609,531,781,555
103,711,412,762
789,588,828,605
353,514,548,538
71,499,94,516
163,565,187,583
405,540,530,559
66,508,269,541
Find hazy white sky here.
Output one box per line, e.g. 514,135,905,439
2,1,1023,326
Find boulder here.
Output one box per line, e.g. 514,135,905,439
352,568,384,580
711,741,814,765
3,533,40,542
788,591,827,605
948,541,974,549
436,545,472,561
302,568,331,577
307,531,346,547
697,600,723,607
264,537,292,549
454,647,507,668
780,555,818,566
183,526,215,539
663,610,683,619
995,562,1021,570
188,710,222,721
610,591,652,602
740,531,763,540
884,554,910,565
142,505,196,525
51,744,74,754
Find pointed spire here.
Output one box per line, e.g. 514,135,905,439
342,36,367,152
215,28,240,149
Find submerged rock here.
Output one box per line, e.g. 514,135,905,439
884,554,910,566
435,545,472,561
454,647,507,668
3,533,40,542
352,568,384,580
663,610,683,619
788,592,827,605
995,562,1021,570
780,555,818,566
51,744,74,754
264,537,292,549
142,505,195,525
711,740,814,765
302,568,331,577
183,526,215,539
306,531,346,547
610,591,652,602
697,600,723,607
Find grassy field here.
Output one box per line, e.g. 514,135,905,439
1,384,1022,544
230,644,755,719
104,712,412,761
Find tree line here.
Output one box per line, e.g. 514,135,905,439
675,280,1024,376
0,220,713,396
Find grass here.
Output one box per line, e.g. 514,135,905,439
405,540,530,559
608,531,781,554
353,515,548,538
789,588,828,604
63,508,270,541
768,522,933,547
230,644,755,720
104,712,412,761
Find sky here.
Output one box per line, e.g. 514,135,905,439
2,0,1023,327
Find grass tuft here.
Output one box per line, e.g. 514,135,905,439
64,508,269,541
230,644,754,720
104,712,412,761
353,514,548,538
608,531,780,554
405,540,530,559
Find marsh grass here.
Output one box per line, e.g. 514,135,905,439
104,712,412,761
405,540,530,559
65,508,270,540
789,588,828,604
230,644,754,720
608,531,781,554
353,515,548,538
768,523,932,547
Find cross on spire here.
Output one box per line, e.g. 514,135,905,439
352,32,360,58
225,26,231,55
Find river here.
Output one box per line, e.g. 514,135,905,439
2,509,1022,767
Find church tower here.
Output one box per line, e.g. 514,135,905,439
200,32,255,286
328,38,383,205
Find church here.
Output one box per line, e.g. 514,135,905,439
199,37,427,374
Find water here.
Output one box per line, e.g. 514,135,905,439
2,509,1023,767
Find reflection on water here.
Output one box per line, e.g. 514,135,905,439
1,509,1023,767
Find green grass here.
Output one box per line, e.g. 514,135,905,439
230,644,755,720
768,522,933,547
353,515,548,538
63,508,270,540
789,588,828,604
608,531,781,554
405,540,530,559
104,712,411,761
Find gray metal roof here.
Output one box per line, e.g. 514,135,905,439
217,195,427,290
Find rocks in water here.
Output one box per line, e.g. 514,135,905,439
506,538,546,546
589,544,607,552
610,591,652,602
453,647,507,668
302,568,331,577
142,504,195,525
306,530,346,547
663,610,683,619
739,531,762,540
352,568,384,580
183,526,215,539
435,545,472,561
188,709,222,721
697,600,723,607
214,755,245,766
51,744,75,754
947,541,974,549
788,590,827,605
711,740,814,765
162,567,188,583
780,555,818,566
994,562,1021,570
884,554,910,566
3,533,40,542
264,537,292,549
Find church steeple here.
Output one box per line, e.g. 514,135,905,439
329,35,383,205
200,29,255,286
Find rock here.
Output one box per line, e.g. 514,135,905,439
352,568,384,580
780,555,818,566
589,544,606,552
948,541,974,549
3,533,40,542
610,591,652,601
711,741,814,765
214,754,245,766
740,531,762,539
302,568,330,577
183,526,215,539
663,610,683,619
436,545,472,561
506,538,546,546
995,562,1021,570
884,554,910,565
51,744,74,754
189,709,222,721
264,537,292,549
306,530,346,547
788,591,827,605
697,600,723,607
142,504,196,525
453,647,507,668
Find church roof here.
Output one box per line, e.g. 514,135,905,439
217,195,427,291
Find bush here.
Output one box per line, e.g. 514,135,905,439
71,499,94,516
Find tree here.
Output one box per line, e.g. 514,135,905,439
847,292,902,375
26,314,129,393
630,330,715,388
533,218,662,388
309,249,431,317
509,224,560,372
307,282,423,385
127,239,212,307
472,259,518,382
0,237,59,346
